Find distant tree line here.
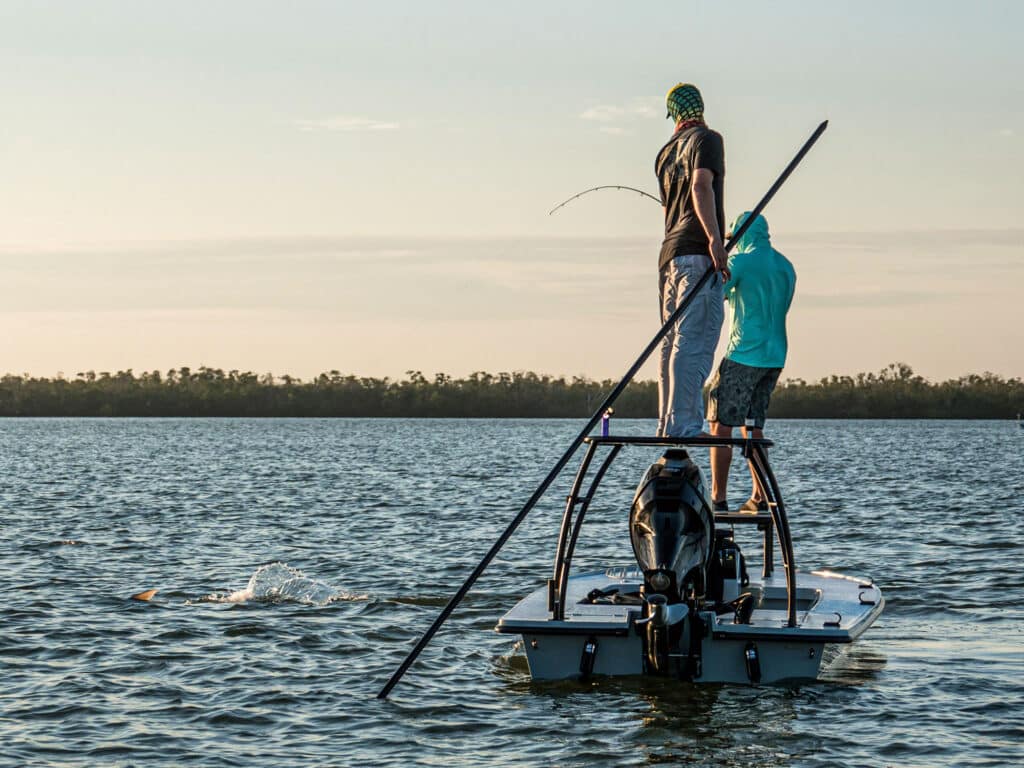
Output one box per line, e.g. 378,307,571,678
0,363,1020,418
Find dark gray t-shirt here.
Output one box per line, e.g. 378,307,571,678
655,125,725,271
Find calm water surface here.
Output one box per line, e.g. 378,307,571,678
2,419,1022,767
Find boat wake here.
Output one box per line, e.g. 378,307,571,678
191,562,366,606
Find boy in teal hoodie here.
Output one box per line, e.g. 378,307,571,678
707,212,796,511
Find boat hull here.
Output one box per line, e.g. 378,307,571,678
498,568,883,684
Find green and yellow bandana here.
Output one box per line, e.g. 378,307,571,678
666,83,704,122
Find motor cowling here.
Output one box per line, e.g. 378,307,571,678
629,449,714,678
629,449,714,603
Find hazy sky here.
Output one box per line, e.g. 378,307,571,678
1,1,1022,382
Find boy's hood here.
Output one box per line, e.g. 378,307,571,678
728,212,771,254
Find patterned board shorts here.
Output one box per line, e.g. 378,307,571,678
706,358,783,429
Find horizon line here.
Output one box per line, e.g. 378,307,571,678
4,364,1020,386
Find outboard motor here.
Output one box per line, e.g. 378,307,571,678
629,449,714,677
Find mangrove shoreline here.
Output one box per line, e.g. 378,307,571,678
0,363,1021,419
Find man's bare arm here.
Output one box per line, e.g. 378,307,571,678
692,168,729,280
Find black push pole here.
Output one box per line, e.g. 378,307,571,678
377,120,828,699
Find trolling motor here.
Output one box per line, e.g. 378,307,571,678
629,449,714,678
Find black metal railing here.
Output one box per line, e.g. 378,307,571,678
549,435,798,628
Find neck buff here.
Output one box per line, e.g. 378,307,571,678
675,117,705,132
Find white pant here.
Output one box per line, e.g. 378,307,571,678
657,254,724,437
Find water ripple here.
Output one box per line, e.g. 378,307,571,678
1,418,1022,766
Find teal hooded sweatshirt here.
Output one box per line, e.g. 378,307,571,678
721,213,796,369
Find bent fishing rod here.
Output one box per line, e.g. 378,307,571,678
378,119,829,700
548,185,660,215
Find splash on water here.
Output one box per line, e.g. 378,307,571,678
194,562,366,606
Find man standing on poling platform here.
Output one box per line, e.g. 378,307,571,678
656,83,730,437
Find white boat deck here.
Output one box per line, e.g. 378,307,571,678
497,567,884,643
